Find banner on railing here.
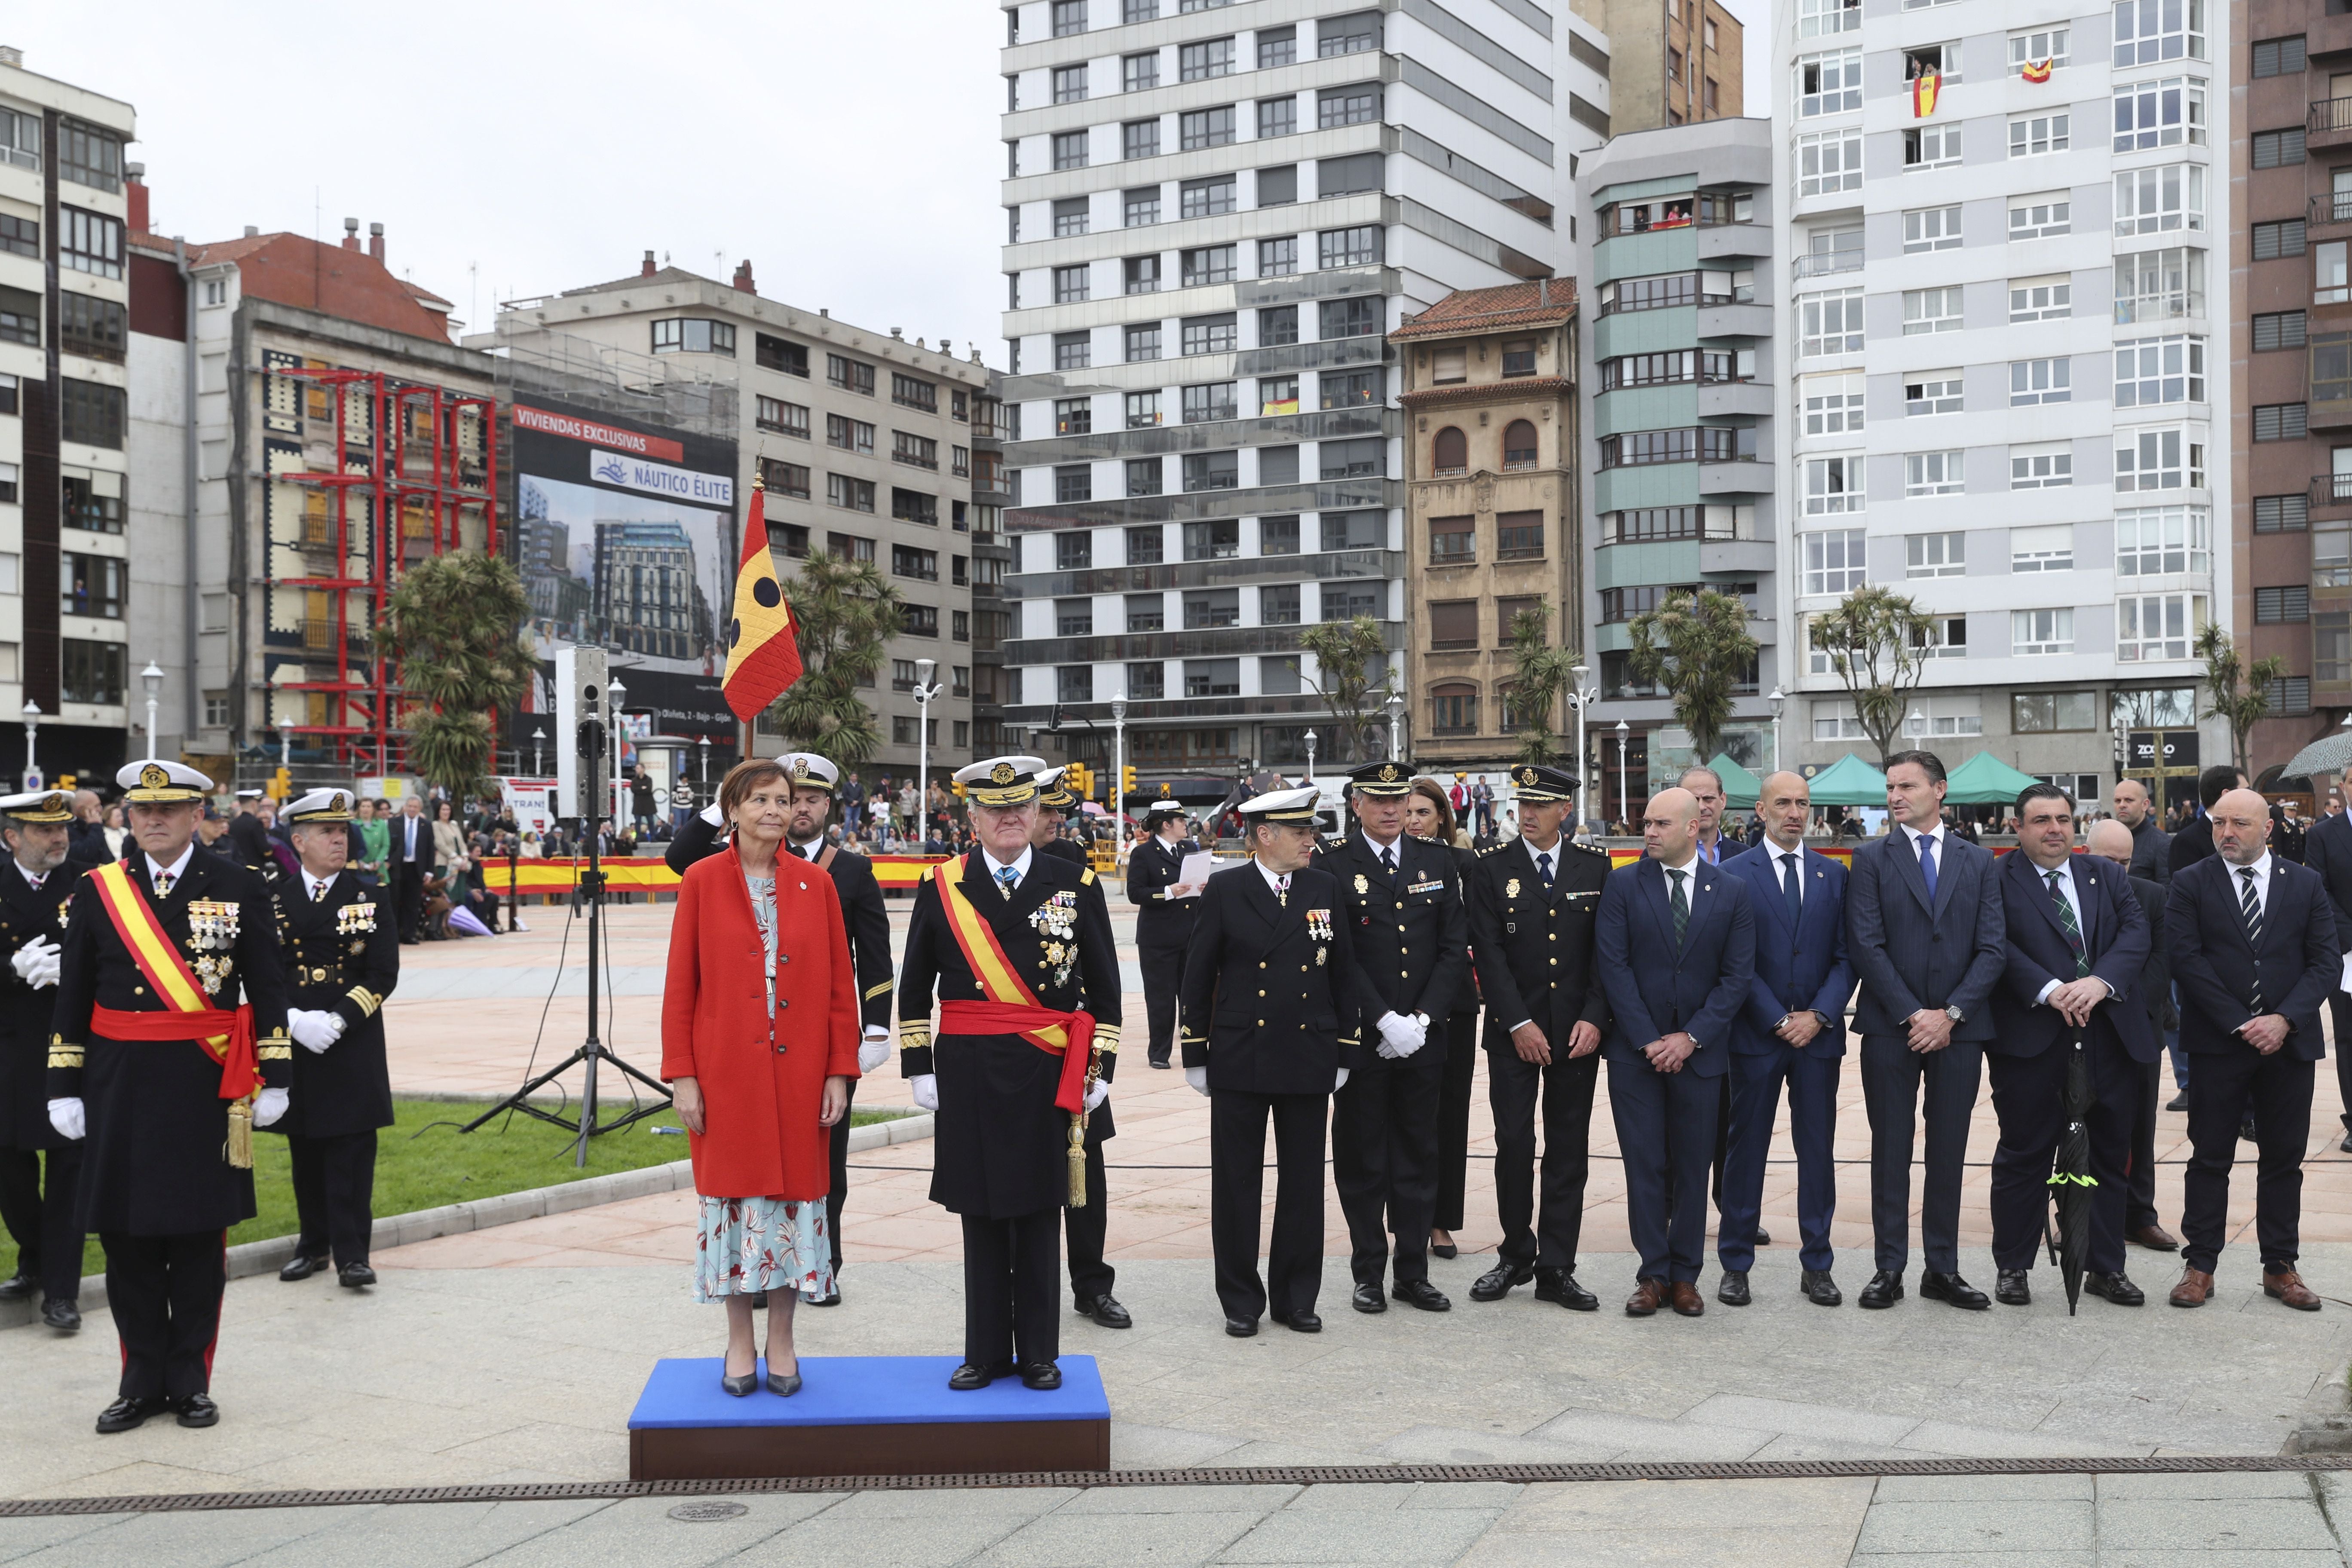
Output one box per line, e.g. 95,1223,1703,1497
479,854,953,894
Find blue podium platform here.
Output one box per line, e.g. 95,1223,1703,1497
627,1356,1110,1479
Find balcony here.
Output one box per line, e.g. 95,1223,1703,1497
1791,251,1863,282
1698,381,1773,419
1698,458,1772,497
2310,473,2352,513
2313,96,2352,148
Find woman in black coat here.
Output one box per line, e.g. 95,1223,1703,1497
1406,777,1481,1260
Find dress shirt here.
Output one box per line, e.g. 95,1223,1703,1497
304,870,338,903
1255,857,1295,898
18,862,46,891
1361,828,1403,870
400,815,423,860
2235,852,2275,923
145,844,196,891
1771,842,1805,907
1899,821,1946,858
1522,834,1564,882
2026,858,2102,1006
980,845,1033,888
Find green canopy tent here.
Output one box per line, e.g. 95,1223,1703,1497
1703,752,1764,809
1942,750,2045,805
1802,753,1890,806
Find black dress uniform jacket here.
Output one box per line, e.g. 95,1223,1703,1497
266,869,398,1139
0,855,86,1150
1314,832,1469,1035
899,852,1121,1217
46,853,294,1234
1465,838,1613,1046
1127,833,1201,939
1178,864,1361,1091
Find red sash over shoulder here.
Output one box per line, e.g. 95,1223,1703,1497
86,860,257,1102
933,857,1094,1114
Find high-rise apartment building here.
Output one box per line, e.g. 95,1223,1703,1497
1775,0,2231,807
1571,0,1745,132
995,0,1604,794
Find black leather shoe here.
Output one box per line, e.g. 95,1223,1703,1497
1717,1271,1752,1307
1799,1270,1841,1307
1351,1282,1387,1314
1470,1261,1533,1302
1429,1238,1459,1260
1148,1055,1172,1070
1995,1268,2032,1306
175,1393,220,1428
1020,1361,1062,1391
1754,1228,1772,1248
41,1297,79,1332
278,1254,329,1283
95,1396,166,1434
948,1361,996,1390
802,1288,842,1307
720,1370,758,1397
1533,1268,1598,1311
2165,1094,2188,1112
1224,1315,1259,1338
2086,1271,2145,1306
1271,1308,1321,1332
1075,1293,1133,1329
1921,1271,1989,1310
1857,1270,1903,1309
337,1262,377,1289
2341,1131,2352,1154
0,1271,34,1300
1391,1278,1450,1312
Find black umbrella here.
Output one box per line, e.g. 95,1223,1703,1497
2043,1034,2096,1315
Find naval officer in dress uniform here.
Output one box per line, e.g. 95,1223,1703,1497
1127,799,1203,1071
1315,760,1469,1315
265,789,399,1289
0,790,94,1330
898,758,1121,1390
46,760,294,1433
1032,768,1091,867
1181,784,1360,1335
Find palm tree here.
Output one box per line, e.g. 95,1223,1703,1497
1297,616,1393,762
766,551,903,766
1504,606,1577,765
1808,585,1940,766
1625,588,1758,765
2196,623,2285,778
378,551,537,798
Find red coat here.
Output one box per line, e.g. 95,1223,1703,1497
661,845,861,1199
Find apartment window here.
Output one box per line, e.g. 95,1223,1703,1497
1801,130,1864,193
827,354,875,395
1180,658,1239,698
2115,247,2205,321
756,335,809,377
1049,464,1092,504
2254,127,2307,168
1319,11,1380,55
2012,524,2075,571
1260,582,1302,626
1322,369,1380,410
0,287,36,348
1320,438,1383,480
2113,76,2206,151
2117,505,2210,575
1181,313,1237,355
1903,286,1963,335
1050,398,1093,440
2113,166,2206,239
2255,404,2309,441
1052,198,1090,240
1801,0,1860,34
758,459,811,499
1054,130,1091,170
1124,255,1161,296
1123,323,1162,364
59,553,123,619
1051,0,1089,34
826,475,875,513
1798,49,1863,116
1905,456,1966,500
1181,246,1236,287
2255,220,2308,261
1501,420,1538,468
1179,521,1240,565
2114,0,2205,65
2010,27,2071,73
60,639,124,704
1425,599,1480,653
2115,428,2203,491
58,294,125,362
1321,511,1383,552
1901,122,1960,170
2117,594,2202,660
1318,84,1381,129
826,532,875,564
1125,458,1164,498
1126,390,1163,427
2009,277,2072,322
2258,494,2312,533
56,119,121,192
2324,615,2352,683
1803,456,1864,517
2011,358,2072,406
2323,243,2352,306
1124,51,1160,92
1259,305,1298,346
2254,312,2309,352
1183,586,1241,633
1124,662,1165,700
1603,430,1700,467
1801,374,1866,437
1054,64,1090,104
1181,383,1237,423
648,317,735,356
1495,511,1544,560
756,397,809,438
1055,531,1095,573
0,215,34,258
2115,335,2205,406
1055,597,1096,638
1904,206,1961,253
1125,591,1165,636
1799,288,1864,357
1180,107,1236,150
2012,607,2075,656
1123,119,1162,162
1183,451,1239,491
2318,524,2352,586
1181,175,1236,220
1049,265,1090,306
1180,37,1234,81
1257,236,1298,277
59,380,125,449
1803,528,1869,595
825,413,875,453
1602,274,1696,314
1250,23,1298,68
1320,298,1387,342
1258,165,1298,207
952,447,970,478
2254,35,2308,78
2007,195,2069,241
2011,444,2073,488
1319,227,1381,269
0,108,35,172
1057,667,1095,703
891,545,939,583
59,208,124,280
1054,332,1092,371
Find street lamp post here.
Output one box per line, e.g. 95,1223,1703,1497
1906,707,1926,744
607,677,627,832
140,662,164,760
698,734,710,803
1304,727,1317,784
1768,685,1785,775
913,658,941,832
1614,720,1629,833
20,701,38,790
1385,689,1405,761
1110,692,1126,856
1568,663,1596,828
531,727,545,777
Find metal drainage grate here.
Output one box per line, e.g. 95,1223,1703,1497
6,1455,2352,1517
668,1501,750,1522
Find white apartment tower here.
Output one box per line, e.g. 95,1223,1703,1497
996,0,1606,788
1777,0,2232,792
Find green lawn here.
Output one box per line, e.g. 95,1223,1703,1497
6,1098,905,1289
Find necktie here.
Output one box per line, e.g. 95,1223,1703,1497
2044,870,2088,977
1781,853,1804,925
1379,844,1396,874
1666,867,1689,946
1536,851,1553,891
996,865,1018,900
1917,832,1939,902
2239,866,2266,1011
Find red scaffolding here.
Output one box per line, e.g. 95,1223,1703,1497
272,367,499,774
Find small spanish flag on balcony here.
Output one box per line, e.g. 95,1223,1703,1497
2021,58,2054,83
720,478,805,724
1911,69,1940,117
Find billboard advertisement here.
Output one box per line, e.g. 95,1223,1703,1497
509,397,741,744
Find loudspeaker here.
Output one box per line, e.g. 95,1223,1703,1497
555,645,609,822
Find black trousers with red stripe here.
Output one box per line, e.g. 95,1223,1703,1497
101,1230,224,1401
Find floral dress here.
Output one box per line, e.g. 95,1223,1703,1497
692,868,834,1303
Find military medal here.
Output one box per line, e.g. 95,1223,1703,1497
1505,878,1521,899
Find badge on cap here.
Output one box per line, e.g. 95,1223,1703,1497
1519,766,1537,786
331,792,348,812
991,762,1016,785
1380,764,1401,783
141,763,169,790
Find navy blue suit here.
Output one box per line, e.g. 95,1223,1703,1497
2168,854,2340,1275
1845,825,2007,1275
1596,855,1755,1284
1985,851,2153,1275
2300,808,2352,1127
1718,842,1854,1274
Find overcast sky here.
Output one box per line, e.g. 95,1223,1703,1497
7,0,1766,359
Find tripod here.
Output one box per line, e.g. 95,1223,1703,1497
463,709,671,1164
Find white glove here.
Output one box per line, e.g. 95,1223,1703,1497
1376,1011,1422,1058
46,1096,84,1141
857,1026,891,1074
700,802,724,827
12,936,58,986
289,1010,345,1054
910,1073,939,1112
1185,1066,1210,1097
253,1086,289,1128
1334,1068,1351,1092
1084,1078,1109,1112
1391,1013,1428,1059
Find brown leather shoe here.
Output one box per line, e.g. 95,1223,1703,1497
2128,1223,2180,1251
1625,1277,1666,1317
2168,1267,2213,1308
2265,1270,2323,1311
1669,1281,1705,1317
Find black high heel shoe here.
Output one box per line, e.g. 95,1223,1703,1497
721,1352,759,1397
765,1356,802,1397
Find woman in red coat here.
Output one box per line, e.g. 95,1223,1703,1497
663,758,860,1396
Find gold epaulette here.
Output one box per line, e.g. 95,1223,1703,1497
1080,867,1096,885
1571,840,1610,858
47,1038,82,1069
898,1020,933,1051
863,979,894,1001
346,985,383,1018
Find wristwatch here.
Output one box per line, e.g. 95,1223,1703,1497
1944,1004,1966,1023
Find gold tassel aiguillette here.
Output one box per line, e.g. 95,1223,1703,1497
225,1093,254,1170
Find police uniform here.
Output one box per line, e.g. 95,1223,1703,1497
0,790,91,1329
1127,800,1199,1071
1463,766,1612,1308
663,753,897,1302
1313,761,1469,1311
1033,770,1124,1326
1180,786,1359,1331
46,760,293,1433
898,760,1121,1389
265,790,398,1286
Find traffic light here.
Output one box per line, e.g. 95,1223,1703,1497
270,767,292,802
1067,762,1094,800
950,778,966,799
1121,765,1137,798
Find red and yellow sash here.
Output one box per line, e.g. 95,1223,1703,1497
86,860,258,1102
933,856,1093,1113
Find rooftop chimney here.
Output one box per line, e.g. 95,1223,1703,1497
368,221,384,263
732,258,755,293
0,47,21,68
341,217,360,251
640,249,656,278
244,225,259,238
124,162,148,234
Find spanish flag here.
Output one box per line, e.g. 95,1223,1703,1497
720,478,804,723
1911,69,1939,117
2021,58,2054,83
